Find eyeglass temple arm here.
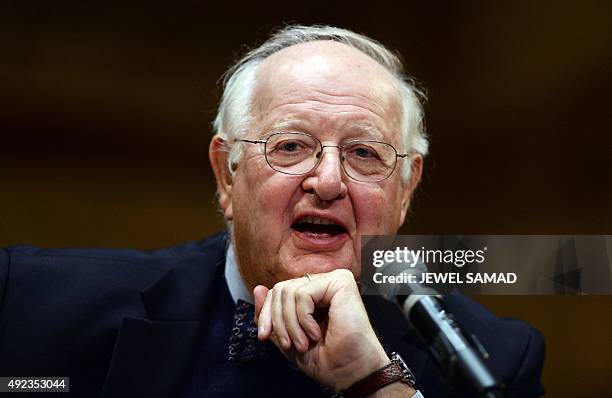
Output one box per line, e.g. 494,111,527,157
238,139,266,144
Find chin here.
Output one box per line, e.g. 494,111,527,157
285,254,355,279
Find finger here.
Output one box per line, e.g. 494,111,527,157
296,284,322,342
257,288,273,340
253,285,269,322
271,284,292,350
281,282,310,353
309,269,358,305
295,270,358,339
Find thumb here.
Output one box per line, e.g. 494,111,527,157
253,285,269,322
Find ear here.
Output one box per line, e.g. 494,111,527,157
399,154,423,226
209,135,234,221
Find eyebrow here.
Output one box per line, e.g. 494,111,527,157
345,121,385,141
265,119,387,142
268,118,306,132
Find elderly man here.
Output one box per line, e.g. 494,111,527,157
0,26,544,397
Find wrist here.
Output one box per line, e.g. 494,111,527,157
331,345,389,391
342,352,417,398
366,382,416,398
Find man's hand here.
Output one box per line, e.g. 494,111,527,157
253,269,390,392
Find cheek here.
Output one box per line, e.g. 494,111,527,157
236,165,302,233
350,184,403,233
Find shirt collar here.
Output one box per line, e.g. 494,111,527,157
224,242,254,304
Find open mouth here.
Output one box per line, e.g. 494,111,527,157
291,215,348,237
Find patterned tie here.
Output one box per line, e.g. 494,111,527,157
227,299,271,363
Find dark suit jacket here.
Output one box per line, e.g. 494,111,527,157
0,232,545,397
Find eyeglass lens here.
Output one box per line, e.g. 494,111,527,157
264,133,397,182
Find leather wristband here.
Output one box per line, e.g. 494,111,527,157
342,352,416,398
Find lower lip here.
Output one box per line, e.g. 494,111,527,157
291,229,349,251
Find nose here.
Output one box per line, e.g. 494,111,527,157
301,146,348,201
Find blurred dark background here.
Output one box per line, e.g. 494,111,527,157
1,1,611,396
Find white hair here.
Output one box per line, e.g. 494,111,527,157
213,25,428,181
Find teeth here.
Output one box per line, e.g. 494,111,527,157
301,216,337,226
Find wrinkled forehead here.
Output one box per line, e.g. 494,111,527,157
251,41,403,141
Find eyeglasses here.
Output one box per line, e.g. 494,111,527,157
237,132,408,182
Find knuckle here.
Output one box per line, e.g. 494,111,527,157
295,286,309,301
281,285,295,302
333,268,354,280
272,285,286,301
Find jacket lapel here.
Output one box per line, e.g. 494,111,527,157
101,233,229,398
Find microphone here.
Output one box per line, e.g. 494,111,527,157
375,261,504,397
402,294,504,398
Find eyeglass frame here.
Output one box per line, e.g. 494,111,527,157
235,132,409,182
